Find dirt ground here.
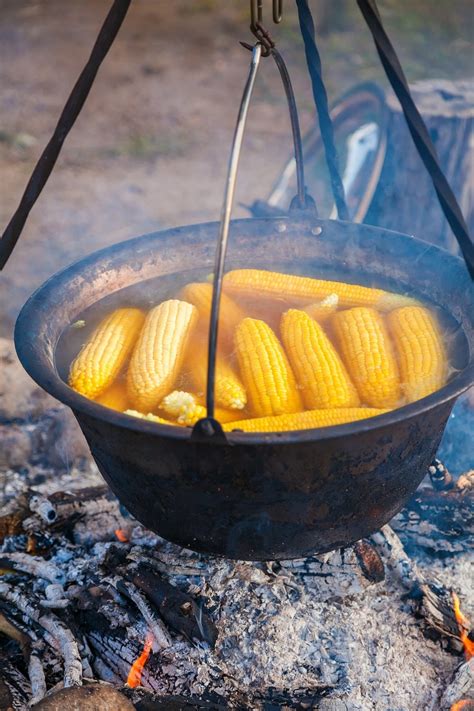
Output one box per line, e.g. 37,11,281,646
0,0,472,336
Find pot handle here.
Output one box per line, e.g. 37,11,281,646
192,40,316,441
192,43,262,443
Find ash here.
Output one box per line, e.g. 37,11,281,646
0,372,472,709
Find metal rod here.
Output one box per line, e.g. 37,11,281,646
205,44,262,418
295,0,349,221
271,48,305,208
0,0,132,270
357,0,474,278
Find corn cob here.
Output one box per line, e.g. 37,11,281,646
333,307,401,408
160,391,244,425
95,380,129,412
180,282,245,351
69,308,145,399
184,329,247,409
213,407,248,424
235,317,302,417
388,305,447,402
224,407,388,433
303,293,339,322
125,409,176,426
161,391,207,426
127,300,198,412
281,309,359,409
224,269,417,311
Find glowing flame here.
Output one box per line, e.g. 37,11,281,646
115,529,129,543
452,592,474,660
127,634,153,688
450,701,474,711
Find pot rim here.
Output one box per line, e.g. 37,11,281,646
15,217,474,446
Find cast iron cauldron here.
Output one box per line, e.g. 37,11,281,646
15,216,474,560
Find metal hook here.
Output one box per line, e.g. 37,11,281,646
250,0,283,30
273,0,283,23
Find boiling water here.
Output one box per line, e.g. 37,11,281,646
55,265,469,419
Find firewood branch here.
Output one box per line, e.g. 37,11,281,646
0,582,83,687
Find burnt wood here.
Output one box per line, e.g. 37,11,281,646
131,566,218,648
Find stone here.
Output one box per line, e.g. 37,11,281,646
0,338,56,422
31,683,135,710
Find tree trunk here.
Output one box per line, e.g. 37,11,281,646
365,79,473,255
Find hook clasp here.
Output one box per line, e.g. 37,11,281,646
250,0,283,31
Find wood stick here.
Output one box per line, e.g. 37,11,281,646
0,582,83,687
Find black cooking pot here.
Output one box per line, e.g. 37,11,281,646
15,216,473,559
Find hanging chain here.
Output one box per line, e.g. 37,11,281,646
248,1,282,56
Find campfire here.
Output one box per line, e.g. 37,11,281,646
0,424,472,709
0,0,472,709
453,593,474,661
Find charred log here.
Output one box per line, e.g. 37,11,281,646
0,653,30,711
392,472,474,555
429,459,454,491
131,565,218,647
0,485,118,544
0,582,83,687
439,658,474,710
110,577,172,651
352,540,385,583
123,688,229,711
272,544,383,600
372,525,466,653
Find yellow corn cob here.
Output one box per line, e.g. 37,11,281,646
124,409,176,426
235,318,302,417
95,380,130,412
160,391,244,425
224,269,417,311
179,282,245,351
213,407,248,424
160,391,207,426
281,309,359,409
69,308,145,399
184,330,247,409
224,407,388,433
333,307,401,408
303,293,339,323
127,300,198,411
388,305,447,402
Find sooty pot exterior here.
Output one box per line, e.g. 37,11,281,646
15,217,474,560
77,400,453,559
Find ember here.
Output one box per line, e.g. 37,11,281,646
115,528,130,543
126,633,153,688
451,700,474,711
452,592,474,660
